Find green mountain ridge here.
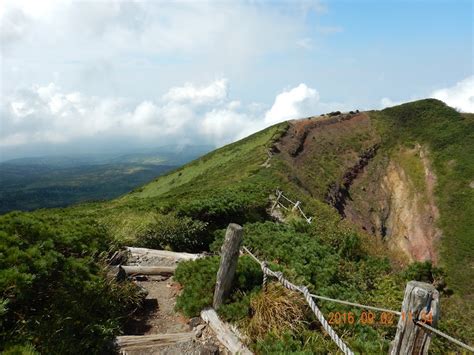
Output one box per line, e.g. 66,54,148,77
1,99,472,353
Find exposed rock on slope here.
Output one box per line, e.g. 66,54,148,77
380,148,441,263
272,113,441,263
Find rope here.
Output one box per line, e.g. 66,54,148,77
309,293,401,315
415,321,474,352
243,246,354,355
262,261,268,291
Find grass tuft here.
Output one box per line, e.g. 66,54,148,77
244,283,307,342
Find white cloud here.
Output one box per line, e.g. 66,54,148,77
0,0,345,102
380,97,406,108
431,76,474,113
1,79,335,153
0,79,249,149
162,79,228,105
264,84,320,124
201,109,262,146
380,75,474,112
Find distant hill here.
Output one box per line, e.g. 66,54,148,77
0,145,212,213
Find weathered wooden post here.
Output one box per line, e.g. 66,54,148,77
271,190,282,212
213,223,243,309
390,281,439,355
292,200,301,212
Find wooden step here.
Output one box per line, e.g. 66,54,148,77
201,308,252,354
117,332,194,351
121,265,176,276
126,247,203,261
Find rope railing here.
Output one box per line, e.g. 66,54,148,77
309,293,401,315
242,246,354,355
415,321,474,352
272,189,312,224
242,246,474,353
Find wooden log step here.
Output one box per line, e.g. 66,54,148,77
117,332,194,351
126,247,203,261
121,265,176,276
201,308,252,355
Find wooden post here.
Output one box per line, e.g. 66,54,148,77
271,190,282,212
292,200,301,211
390,281,439,355
213,223,243,309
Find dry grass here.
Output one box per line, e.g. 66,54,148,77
244,283,308,342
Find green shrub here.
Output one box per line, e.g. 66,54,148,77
402,261,446,293
174,257,219,316
3,343,39,355
0,212,140,354
172,183,270,227
135,213,208,252
174,255,262,320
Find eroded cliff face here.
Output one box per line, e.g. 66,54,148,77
380,147,441,263
344,144,441,263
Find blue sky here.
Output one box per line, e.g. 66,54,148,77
0,0,472,160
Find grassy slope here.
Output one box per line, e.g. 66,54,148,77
123,122,288,200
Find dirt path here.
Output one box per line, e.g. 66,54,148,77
125,277,189,336
120,252,230,355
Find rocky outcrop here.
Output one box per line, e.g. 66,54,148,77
381,153,441,263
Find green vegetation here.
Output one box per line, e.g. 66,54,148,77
0,212,141,353
134,213,209,252
175,221,405,353
0,99,472,353
370,100,474,345
125,122,287,200
393,146,427,194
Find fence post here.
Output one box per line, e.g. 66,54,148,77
213,223,243,310
292,200,301,211
271,190,282,212
390,281,439,355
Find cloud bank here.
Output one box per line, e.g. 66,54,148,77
431,76,474,113
1,79,342,159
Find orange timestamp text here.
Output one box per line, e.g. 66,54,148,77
328,310,433,326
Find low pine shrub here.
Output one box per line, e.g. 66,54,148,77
174,255,262,320
135,213,208,252
0,212,141,354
